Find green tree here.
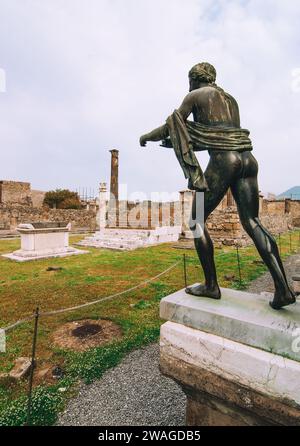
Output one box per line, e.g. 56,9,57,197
43,189,82,209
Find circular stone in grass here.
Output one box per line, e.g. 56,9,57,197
53,319,122,352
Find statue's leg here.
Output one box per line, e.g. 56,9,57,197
231,152,295,310
186,152,239,299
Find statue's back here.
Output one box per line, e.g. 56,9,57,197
191,85,240,128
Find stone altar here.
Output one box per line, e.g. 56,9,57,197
2,222,88,261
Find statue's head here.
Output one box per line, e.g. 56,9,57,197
188,62,216,91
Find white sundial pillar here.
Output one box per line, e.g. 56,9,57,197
98,182,107,231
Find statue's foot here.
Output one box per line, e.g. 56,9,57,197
185,283,221,300
269,289,296,310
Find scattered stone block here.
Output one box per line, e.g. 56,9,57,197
9,357,32,380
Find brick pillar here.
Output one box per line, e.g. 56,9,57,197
109,149,119,201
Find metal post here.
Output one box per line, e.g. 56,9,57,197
26,307,39,426
183,254,187,289
236,245,242,286
278,233,282,256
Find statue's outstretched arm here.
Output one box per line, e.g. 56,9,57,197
139,92,194,147
140,124,169,146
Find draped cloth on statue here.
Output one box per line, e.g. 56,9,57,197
165,110,253,192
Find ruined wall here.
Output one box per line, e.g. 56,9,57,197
31,189,46,208
178,192,296,247
103,192,298,247
206,197,294,247
0,181,32,206
206,208,292,248
286,200,300,227
0,186,299,243
262,199,286,215
106,200,180,229
0,205,96,232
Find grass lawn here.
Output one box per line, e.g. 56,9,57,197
0,230,299,425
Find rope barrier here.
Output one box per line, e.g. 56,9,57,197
2,229,299,333
2,260,180,333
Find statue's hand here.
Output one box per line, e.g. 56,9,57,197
139,135,148,147
160,138,173,148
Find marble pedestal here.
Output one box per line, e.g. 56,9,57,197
2,222,88,262
160,286,300,426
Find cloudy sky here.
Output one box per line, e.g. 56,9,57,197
0,0,299,199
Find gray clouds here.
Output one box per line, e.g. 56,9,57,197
0,0,299,196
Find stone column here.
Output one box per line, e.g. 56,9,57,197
150,201,160,228
98,182,107,231
226,188,234,207
109,149,119,201
179,189,194,239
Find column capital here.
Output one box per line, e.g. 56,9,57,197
99,182,107,193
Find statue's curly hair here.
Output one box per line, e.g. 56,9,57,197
189,62,217,84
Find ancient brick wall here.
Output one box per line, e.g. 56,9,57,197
206,209,293,248
180,191,297,247
0,181,32,206
1,192,298,243
261,199,286,216
0,205,96,232
285,200,300,227
31,189,46,208
106,200,180,229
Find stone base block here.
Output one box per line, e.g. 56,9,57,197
77,226,181,251
160,321,300,426
160,285,300,362
2,247,88,262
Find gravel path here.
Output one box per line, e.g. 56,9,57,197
58,254,299,426
58,344,186,426
247,253,299,294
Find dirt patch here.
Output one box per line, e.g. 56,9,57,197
53,319,123,352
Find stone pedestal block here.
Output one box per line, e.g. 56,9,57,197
2,222,88,261
160,287,300,426
77,226,181,251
